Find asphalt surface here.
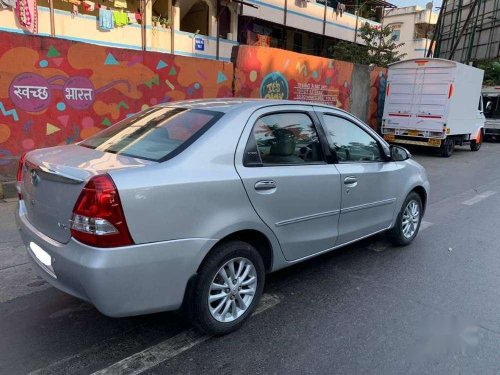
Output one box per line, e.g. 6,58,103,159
1,142,500,374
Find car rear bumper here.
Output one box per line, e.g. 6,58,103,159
383,134,443,148
16,200,217,317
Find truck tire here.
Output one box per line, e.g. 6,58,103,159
441,137,454,157
470,130,482,151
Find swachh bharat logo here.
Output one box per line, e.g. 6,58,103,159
260,72,289,100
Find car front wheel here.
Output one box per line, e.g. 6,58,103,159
387,192,423,246
188,241,265,335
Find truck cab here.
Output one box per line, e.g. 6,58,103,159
482,87,500,140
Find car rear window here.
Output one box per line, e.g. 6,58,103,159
80,107,223,162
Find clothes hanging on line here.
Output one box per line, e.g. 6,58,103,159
71,3,78,17
16,0,38,33
127,12,135,24
338,2,345,16
113,10,128,26
99,8,114,30
333,2,345,18
113,0,126,8
83,0,95,11
0,0,16,9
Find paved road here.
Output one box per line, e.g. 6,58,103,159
1,142,500,374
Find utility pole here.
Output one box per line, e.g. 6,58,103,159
321,0,328,56
423,2,433,57
354,0,359,43
170,0,175,55
216,0,220,61
284,0,288,50
49,0,55,37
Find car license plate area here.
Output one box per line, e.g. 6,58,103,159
428,138,442,146
408,130,420,137
384,134,396,142
29,241,57,278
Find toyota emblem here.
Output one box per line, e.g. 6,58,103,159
30,170,40,186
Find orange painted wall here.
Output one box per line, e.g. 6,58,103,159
0,34,387,176
234,46,354,111
0,32,233,175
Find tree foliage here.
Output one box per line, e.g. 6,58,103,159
331,23,407,67
476,60,500,86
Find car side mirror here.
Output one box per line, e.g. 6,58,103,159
390,145,411,161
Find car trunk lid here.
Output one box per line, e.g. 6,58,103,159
21,144,153,244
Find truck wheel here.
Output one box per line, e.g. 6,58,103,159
441,137,454,157
188,241,265,335
470,131,482,151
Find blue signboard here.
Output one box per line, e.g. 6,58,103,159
194,38,205,51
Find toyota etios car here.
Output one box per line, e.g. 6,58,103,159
16,99,429,335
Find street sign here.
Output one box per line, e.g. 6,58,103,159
194,38,205,51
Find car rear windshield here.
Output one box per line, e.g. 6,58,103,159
80,107,223,162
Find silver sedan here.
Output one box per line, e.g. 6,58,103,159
16,99,429,335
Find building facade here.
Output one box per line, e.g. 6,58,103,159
383,5,438,60
434,0,500,63
0,0,385,61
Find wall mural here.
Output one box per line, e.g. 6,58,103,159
234,45,354,111
0,32,233,173
0,32,387,176
368,67,388,131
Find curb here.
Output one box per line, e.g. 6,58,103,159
0,181,17,200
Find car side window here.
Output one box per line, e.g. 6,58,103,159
322,115,383,162
248,112,324,165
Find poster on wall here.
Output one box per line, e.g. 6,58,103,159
234,45,353,110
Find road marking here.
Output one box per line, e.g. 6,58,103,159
90,294,280,375
461,191,496,206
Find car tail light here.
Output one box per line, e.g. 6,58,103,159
71,174,134,248
16,153,27,200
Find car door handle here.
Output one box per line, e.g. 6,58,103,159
344,176,358,186
254,180,276,191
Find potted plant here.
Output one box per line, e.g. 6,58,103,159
152,16,159,27
160,17,170,28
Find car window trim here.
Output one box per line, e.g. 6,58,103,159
317,112,389,164
243,110,328,168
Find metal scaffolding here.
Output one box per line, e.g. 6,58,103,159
433,0,500,63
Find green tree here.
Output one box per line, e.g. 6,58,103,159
476,60,500,86
332,23,407,67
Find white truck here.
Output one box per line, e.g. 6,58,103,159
381,58,485,157
482,86,500,141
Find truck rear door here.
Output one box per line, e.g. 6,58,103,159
411,64,453,133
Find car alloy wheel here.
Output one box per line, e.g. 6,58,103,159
402,200,420,239
208,257,257,323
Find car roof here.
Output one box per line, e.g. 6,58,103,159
161,98,341,114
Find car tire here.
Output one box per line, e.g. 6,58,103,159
470,131,482,151
387,192,423,246
440,137,454,157
188,241,265,335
